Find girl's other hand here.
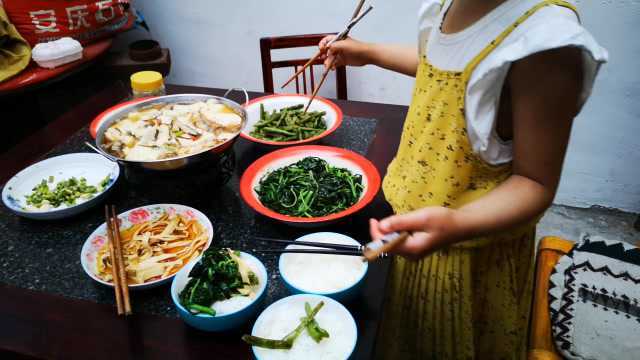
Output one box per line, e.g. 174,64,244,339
319,35,371,70
369,207,466,260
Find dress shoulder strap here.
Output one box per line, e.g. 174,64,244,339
462,0,579,76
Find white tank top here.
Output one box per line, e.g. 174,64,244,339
418,0,608,164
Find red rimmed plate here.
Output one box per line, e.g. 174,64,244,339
240,145,380,226
241,94,343,147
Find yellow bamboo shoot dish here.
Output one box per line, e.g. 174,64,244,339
95,212,209,284
102,100,242,161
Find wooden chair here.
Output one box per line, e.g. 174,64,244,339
528,236,575,360
259,33,348,99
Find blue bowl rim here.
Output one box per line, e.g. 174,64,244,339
278,232,368,296
171,251,269,319
250,293,358,360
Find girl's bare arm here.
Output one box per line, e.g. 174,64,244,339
370,47,584,259
319,35,419,77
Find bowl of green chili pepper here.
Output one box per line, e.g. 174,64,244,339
240,145,380,227
241,94,343,147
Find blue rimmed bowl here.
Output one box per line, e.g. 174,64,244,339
171,251,268,332
279,232,368,303
2,153,119,220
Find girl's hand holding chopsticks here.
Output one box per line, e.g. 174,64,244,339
368,207,467,261
318,35,372,70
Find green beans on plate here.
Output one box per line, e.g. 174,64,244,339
255,157,364,218
250,104,327,142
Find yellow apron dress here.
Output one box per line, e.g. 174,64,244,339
377,1,577,359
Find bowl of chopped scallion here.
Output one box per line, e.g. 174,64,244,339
2,153,119,220
240,145,380,227
241,94,343,147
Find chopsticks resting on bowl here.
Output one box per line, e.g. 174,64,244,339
254,236,363,252
105,205,132,315
253,235,389,259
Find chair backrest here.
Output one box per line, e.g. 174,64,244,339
259,33,348,99
529,236,575,360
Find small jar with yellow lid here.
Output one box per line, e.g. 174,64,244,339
130,70,165,99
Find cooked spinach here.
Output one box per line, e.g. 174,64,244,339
250,104,327,142
255,157,364,217
179,247,258,316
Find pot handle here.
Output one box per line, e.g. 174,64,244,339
223,88,249,106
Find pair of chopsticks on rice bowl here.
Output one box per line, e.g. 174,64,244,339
254,232,409,262
281,0,374,112
105,205,132,315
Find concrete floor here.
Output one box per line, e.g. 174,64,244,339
538,204,639,245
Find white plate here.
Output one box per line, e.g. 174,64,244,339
2,153,119,220
241,94,343,146
80,204,213,290
251,294,358,360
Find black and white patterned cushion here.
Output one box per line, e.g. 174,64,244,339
549,235,640,360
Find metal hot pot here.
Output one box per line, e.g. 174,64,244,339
90,91,248,174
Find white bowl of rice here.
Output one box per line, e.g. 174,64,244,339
250,294,357,360
279,232,368,303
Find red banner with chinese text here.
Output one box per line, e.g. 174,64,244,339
3,0,135,46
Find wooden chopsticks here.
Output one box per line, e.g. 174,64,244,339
105,205,132,315
303,2,372,112
280,0,368,92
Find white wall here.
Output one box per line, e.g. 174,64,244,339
119,0,640,212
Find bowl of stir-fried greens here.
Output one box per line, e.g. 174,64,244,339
240,145,381,227
241,94,343,147
171,247,268,331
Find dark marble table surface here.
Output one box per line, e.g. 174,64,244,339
0,84,410,360
0,115,378,317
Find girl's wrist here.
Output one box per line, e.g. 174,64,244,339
361,42,377,67
450,208,478,242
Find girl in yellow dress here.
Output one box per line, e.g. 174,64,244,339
320,0,607,358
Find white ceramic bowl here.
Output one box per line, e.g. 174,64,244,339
279,232,368,303
241,94,343,147
250,294,358,360
2,153,119,220
80,204,213,290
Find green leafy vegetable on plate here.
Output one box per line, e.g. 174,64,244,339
255,157,364,217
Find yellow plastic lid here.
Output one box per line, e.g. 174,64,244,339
130,71,164,92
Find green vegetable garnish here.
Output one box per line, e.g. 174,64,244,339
305,302,330,343
242,301,328,349
179,247,259,316
255,157,364,217
25,176,101,208
250,104,327,142
99,175,111,190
